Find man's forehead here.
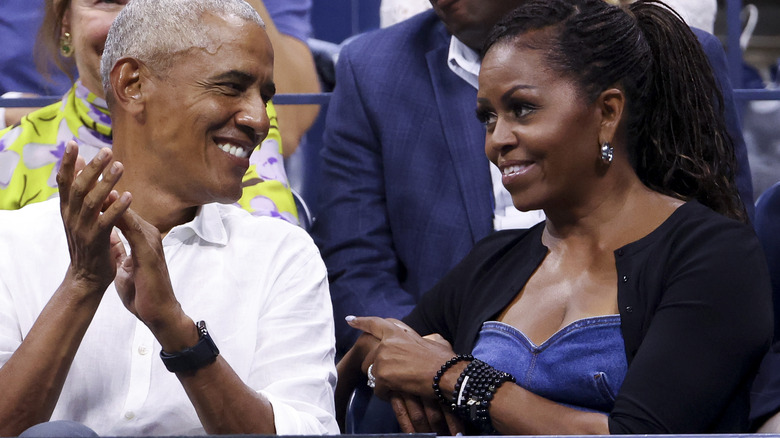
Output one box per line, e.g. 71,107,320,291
172,20,272,75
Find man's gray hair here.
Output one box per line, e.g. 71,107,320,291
100,0,265,93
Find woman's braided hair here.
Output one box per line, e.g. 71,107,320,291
483,0,747,222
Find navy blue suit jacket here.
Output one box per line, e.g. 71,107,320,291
313,10,754,357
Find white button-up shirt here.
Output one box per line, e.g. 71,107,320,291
0,199,338,435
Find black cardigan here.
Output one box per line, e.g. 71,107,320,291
405,201,772,434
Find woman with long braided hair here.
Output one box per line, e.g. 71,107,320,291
336,0,772,434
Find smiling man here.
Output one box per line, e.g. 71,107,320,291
0,0,337,436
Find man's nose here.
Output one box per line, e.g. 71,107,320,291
237,99,271,145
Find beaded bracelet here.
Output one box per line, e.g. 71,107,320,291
432,354,474,406
452,358,516,434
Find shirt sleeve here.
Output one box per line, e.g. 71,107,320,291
609,221,773,433
250,229,338,434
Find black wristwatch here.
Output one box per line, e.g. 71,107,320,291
160,320,220,373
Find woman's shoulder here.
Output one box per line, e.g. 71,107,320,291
0,99,67,148
625,200,758,257
473,222,545,255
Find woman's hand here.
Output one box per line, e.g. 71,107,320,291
57,142,131,293
391,392,464,435
346,316,456,400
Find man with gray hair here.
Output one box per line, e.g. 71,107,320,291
0,0,337,435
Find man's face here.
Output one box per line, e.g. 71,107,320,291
139,13,275,206
429,0,526,50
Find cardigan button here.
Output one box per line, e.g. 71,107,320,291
616,249,624,256
622,275,628,283
625,306,634,313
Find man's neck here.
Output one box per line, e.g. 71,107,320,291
114,177,198,235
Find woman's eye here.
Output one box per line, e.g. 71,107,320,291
511,104,535,119
475,109,497,128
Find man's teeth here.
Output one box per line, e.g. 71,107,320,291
218,143,249,159
503,164,526,176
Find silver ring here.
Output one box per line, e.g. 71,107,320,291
367,363,376,388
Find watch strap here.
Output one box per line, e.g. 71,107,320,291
160,320,220,373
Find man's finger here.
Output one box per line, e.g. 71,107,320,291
114,206,160,263
98,191,132,232
83,161,125,223
57,141,79,210
109,228,128,265
68,147,112,219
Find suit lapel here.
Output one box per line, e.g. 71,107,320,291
426,37,494,243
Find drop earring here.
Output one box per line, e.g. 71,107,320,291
60,32,73,57
600,141,614,164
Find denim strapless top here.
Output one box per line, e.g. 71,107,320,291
471,315,627,413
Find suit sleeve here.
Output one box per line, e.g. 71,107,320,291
609,222,772,433
312,44,418,357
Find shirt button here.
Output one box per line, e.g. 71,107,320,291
124,411,135,420
625,306,634,313
138,346,149,355
622,275,628,283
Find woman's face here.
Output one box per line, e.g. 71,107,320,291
61,0,129,97
477,38,605,213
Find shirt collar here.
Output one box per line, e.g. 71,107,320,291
447,35,481,90
163,203,229,247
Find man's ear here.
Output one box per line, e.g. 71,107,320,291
597,87,626,145
109,58,145,116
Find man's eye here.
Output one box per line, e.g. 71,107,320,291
219,83,244,94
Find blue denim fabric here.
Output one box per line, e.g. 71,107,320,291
472,315,627,413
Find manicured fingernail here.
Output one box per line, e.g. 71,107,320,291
65,142,73,154
110,162,121,175
96,149,107,162
345,315,356,323
120,192,131,203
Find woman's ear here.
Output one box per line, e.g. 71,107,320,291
597,87,626,144
58,0,71,33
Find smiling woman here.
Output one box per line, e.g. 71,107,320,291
336,0,772,435
0,0,298,224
